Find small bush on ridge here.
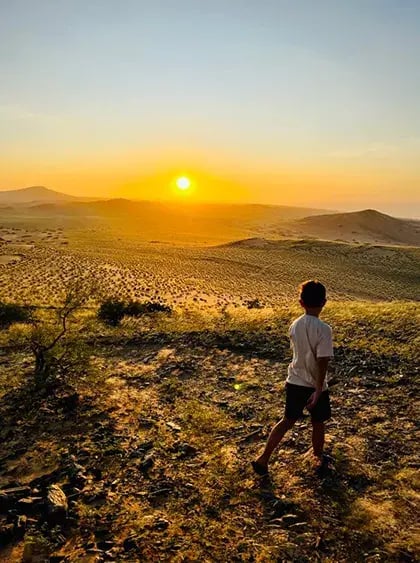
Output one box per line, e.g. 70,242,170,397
0,301,30,328
97,299,126,327
97,299,172,326
124,300,172,317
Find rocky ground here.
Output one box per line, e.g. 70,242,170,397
0,304,419,562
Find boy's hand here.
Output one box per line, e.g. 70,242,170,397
307,389,322,411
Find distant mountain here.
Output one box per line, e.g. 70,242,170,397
20,199,331,232
0,186,79,204
295,209,420,246
0,198,332,243
1,191,418,246
26,198,329,218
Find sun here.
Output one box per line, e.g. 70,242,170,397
176,176,191,191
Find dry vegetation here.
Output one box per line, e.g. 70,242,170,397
0,225,419,562
0,227,419,307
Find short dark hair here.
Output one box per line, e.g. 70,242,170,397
299,280,327,307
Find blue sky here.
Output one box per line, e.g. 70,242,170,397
0,0,419,215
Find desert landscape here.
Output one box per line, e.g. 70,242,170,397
2,2,420,561
0,187,419,562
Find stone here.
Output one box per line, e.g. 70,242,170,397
154,518,169,531
139,454,154,473
123,535,138,551
0,486,31,510
281,513,299,525
46,485,68,524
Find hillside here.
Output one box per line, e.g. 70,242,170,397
1,232,419,305
24,199,329,226
294,209,420,246
0,186,79,205
3,193,419,247
0,198,332,244
0,303,418,561
0,217,419,560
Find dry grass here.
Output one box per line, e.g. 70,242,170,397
0,300,419,561
1,227,419,307
0,226,419,561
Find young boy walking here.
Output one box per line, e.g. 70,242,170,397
252,280,333,475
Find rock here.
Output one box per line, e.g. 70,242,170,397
56,391,79,412
138,417,156,428
154,518,169,531
97,540,115,550
166,421,181,432
0,486,31,510
289,521,308,531
86,547,104,554
129,441,154,458
178,443,197,458
281,513,299,525
17,497,44,514
0,522,15,544
22,533,51,562
17,514,28,531
139,454,154,473
123,535,139,551
46,485,68,524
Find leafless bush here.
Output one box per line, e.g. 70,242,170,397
28,275,95,387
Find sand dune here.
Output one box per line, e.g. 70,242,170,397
294,209,420,246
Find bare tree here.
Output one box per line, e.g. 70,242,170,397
29,275,94,386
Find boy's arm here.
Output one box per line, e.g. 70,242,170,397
306,357,329,410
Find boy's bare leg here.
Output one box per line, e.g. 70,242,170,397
311,421,325,459
254,417,296,470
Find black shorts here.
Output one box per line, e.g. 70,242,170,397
285,382,331,423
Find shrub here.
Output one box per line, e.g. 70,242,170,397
98,299,172,327
124,300,172,317
97,299,126,326
0,301,30,328
28,275,94,386
245,299,264,310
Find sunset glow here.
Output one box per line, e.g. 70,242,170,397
0,2,419,216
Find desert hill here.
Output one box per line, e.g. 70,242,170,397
0,195,331,243
0,187,329,221
0,186,79,204
1,189,419,247
294,209,420,246
26,199,329,221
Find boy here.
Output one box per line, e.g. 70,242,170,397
252,280,333,475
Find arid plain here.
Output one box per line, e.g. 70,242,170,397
0,188,419,562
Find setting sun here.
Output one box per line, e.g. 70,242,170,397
176,176,191,191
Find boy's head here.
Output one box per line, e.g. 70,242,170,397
299,280,327,311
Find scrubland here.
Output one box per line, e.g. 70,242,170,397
0,228,418,307
0,227,419,562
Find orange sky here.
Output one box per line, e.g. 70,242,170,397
1,144,419,215
1,2,420,217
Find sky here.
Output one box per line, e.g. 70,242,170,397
0,0,419,216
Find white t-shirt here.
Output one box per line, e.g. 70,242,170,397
286,314,334,389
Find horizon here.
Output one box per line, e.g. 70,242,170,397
1,184,420,219
1,1,420,217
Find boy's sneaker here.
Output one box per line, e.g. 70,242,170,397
251,460,269,476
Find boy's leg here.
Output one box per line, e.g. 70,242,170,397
310,389,331,460
252,383,305,475
254,417,296,469
311,421,325,458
